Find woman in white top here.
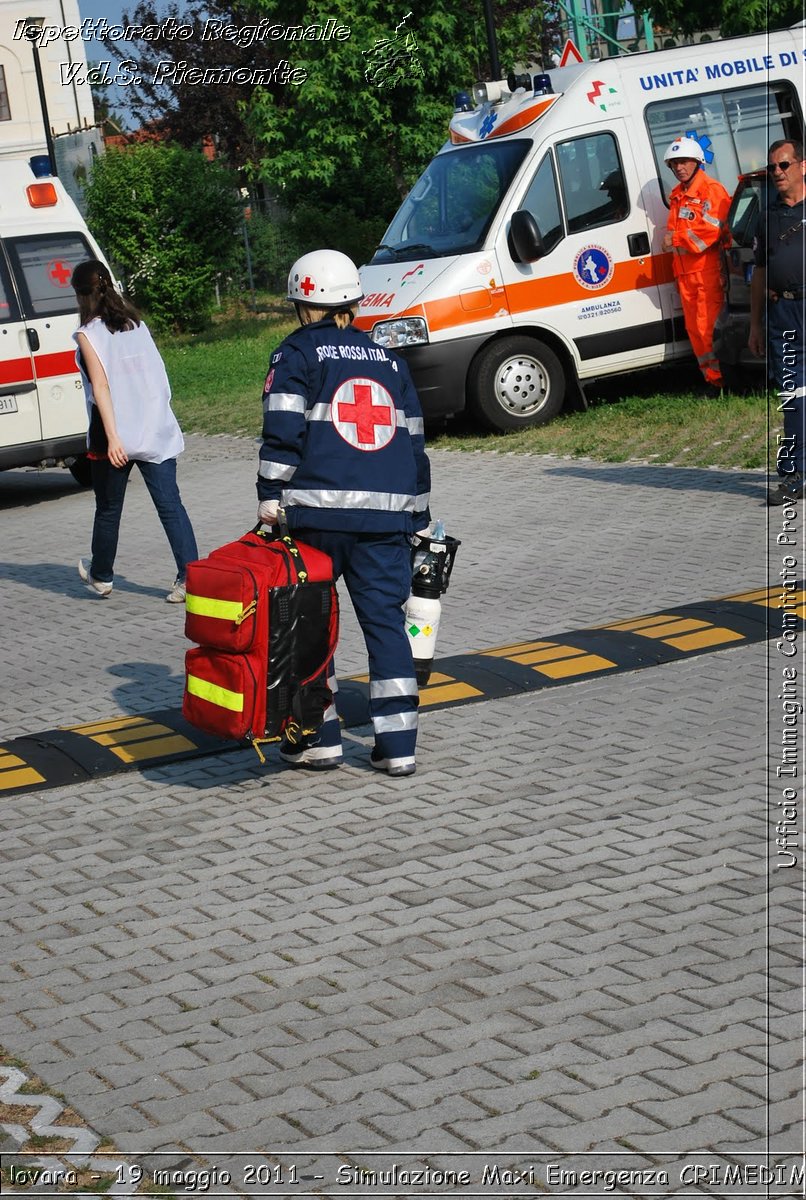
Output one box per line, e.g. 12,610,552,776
72,260,198,601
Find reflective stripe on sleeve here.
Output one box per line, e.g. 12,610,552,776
258,460,296,481
263,392,306,414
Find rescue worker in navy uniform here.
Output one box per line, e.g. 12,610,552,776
256,249,431,777
749,138,806,506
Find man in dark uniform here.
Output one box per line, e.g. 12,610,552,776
749,137,806,505
256,249,431,776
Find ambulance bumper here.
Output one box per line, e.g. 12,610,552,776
0,434,87,473
401,333,489,421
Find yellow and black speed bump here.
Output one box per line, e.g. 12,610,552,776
0,584,797,795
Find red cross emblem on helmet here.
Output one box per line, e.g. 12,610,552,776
299,275,316,297
332,378,396,450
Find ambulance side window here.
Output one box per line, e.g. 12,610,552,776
556,134,628,233
5,234,90,318
0,252,20,324
646,82,801,200
520,155,563,255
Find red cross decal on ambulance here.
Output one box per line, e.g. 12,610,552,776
332,378,396,450
48,259,72,287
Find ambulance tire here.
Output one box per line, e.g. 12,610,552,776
68,455,93,488
469,337,565,431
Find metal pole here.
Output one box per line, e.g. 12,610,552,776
242,218,256,311
480,0,501,79
25,23,58,174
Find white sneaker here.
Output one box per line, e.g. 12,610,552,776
166,579,186,604
77,557,112,597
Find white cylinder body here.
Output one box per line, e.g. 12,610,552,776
404,593,442,664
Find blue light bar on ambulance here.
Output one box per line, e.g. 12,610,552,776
29,154,52,177
532,73,553,95
453,91,473,112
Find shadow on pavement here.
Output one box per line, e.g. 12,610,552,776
545,460,767,498
0,470,87,508
0,561,169,599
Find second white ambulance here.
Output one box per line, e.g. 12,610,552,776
356,24,805,429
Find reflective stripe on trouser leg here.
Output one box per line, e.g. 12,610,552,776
677,268,724,384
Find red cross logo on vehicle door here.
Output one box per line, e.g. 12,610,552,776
332,377,396,450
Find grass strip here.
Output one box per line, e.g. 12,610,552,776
158,309,773,472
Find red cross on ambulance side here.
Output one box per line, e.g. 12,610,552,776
331,377,396,450
48,259,72,287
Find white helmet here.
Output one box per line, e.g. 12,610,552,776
287,249,363,306
664,136,706,164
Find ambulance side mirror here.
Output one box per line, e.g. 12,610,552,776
508,210,546,263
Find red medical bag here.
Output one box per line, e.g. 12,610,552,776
182,527,338,752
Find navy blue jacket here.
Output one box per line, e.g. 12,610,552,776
257,317,431,533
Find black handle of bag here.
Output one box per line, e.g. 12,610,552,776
251,519,310,584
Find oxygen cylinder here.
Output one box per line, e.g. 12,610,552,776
404,521,460,686
405,591,443,686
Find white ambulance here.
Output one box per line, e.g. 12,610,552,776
356,24,805,429
0,157,109,482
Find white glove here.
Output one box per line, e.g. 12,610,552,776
258,499,280,526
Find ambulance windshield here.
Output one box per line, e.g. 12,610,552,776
371,139,530,263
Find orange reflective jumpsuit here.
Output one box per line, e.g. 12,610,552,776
667,169,731,385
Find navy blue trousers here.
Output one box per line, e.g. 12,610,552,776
768,297,806,479
294,529,418,769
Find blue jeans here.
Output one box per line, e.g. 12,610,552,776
90,457,198,584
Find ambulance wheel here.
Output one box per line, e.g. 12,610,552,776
68,455,93,488
469,336,565,430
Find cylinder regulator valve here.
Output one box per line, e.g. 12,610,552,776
404,520,461,686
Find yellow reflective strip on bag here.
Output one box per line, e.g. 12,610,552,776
186,593,245,622
186,673,244,712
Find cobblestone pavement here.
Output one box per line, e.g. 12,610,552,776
0,437,801,1194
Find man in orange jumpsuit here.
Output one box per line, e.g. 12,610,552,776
661,136,731,390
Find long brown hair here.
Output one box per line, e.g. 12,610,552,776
71,260,141,333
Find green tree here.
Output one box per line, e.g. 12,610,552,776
85,143,242,329
246,0,548,205
630,0,802,37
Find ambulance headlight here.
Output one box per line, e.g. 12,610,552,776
370,317,429,349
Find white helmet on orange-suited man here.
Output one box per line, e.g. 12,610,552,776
287,249,363,310
664,136,706,165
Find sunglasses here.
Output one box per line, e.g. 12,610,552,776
766,159,801,174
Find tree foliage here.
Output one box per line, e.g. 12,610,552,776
630,0,802,38
245,0,552,204
85,143,242,329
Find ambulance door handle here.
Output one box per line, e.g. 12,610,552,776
26,328,40,352
628,232,650,256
